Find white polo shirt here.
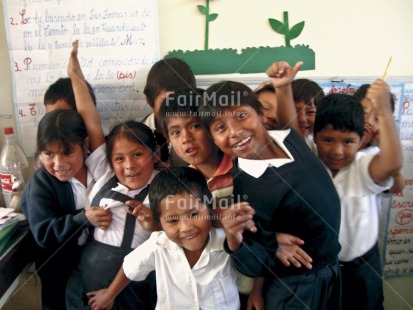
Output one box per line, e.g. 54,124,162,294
326,152,393,262
123,228,240,310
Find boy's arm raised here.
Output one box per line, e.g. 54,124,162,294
68,40,105,151
266,61,303,136
367,79,403,184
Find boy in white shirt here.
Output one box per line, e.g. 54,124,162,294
313,79,402,310
87,167,246,310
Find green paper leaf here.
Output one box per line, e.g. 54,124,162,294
197,5,207,15
289,21,305,40
268,18,285,34
208,13,218,22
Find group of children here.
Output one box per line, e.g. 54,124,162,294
20,40,403,310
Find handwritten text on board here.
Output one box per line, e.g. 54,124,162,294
3,0,160,155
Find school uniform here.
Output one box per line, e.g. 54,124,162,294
326,151,392,310
78,169,158,309
226,129,342,309
123,227,240,310
192,153,254,305
21,145,107,310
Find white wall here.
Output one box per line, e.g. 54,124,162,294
158,0,413,78
1,0,412,308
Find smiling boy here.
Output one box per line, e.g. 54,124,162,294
199,62,342,309
87,167,243,310
313,80,402,310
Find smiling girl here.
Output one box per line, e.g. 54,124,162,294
21,40,111,309
76,120,160,309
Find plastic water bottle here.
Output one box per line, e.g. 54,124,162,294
0,127,29,212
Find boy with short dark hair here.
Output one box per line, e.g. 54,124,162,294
44,77,96,112
158,81,314,309
87,167,244,310
291,78,324,138
313,80,402,310
199,62,342,309
141,57,197,166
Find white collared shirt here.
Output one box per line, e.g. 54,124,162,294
142,112,156,131
89,170,158,248
238,129,294,178
325,152,393,261
70,143,109,210
123,228,240,310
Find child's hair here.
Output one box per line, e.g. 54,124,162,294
143,58,196,108
37,109,88,154
44,77,97,110
158,88,205,134
149,167,213,222
313,93,365,138
105,121,157,169
292,78,325,108
354,84,396,113
200,81,262,129
254,81,275,97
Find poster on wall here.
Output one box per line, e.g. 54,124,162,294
383,84,413,278
2,0,160,155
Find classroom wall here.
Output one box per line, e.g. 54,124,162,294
158,0,413,78
1,0,413,309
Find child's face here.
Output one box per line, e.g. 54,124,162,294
360,98,379,149
167,115,218,167
159,192,211,256
314,124,361,176
294,100,317,137
111,136,155,190
258,91,278,130
45,99,73,113
209,105,272,159
40,141,86,182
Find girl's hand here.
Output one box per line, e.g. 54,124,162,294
85,206,112,230
126,200,161,231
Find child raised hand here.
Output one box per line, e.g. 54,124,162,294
266,61,303,88
68,40,105,151
266,61,303,135
366,79,402,184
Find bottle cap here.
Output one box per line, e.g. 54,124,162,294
4,127,14,135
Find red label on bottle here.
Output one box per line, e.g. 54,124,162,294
0,173,14,192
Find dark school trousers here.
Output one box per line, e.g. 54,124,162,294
340,243,384,310
264,260,341,310
81,239,156,310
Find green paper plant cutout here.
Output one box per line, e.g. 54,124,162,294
165,8,315,74
269,11,305,47
197,0,218,50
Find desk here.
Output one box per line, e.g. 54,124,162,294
0,223,35,306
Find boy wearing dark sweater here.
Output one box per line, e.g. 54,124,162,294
199,62,341,309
